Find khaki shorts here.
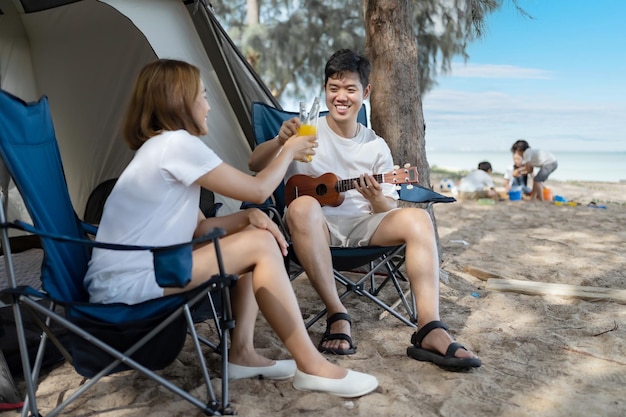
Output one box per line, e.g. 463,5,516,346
324,210,396,247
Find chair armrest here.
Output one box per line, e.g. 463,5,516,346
80,221,98,236
240,196,274,211
8,220,223,250
398,184,456,204
202,202,223,218
240,200,289,238
4,220,226,288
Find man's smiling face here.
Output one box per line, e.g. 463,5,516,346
324,71,370,125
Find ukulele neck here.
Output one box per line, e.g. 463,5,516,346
336,174,384,192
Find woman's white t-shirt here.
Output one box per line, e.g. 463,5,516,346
284,116,399,216
84,130,222,304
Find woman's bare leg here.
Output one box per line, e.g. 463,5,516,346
228,272,275,367
181,229,346,378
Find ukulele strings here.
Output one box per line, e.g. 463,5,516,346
336,169,413,192
336,174,384,192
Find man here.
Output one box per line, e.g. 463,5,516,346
457,161,498,200
248,49,480,371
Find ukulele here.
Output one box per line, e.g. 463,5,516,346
284,165,418,207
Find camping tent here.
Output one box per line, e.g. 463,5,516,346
0,0,278,216
0,0,280,404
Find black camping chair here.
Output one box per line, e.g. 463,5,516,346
246,102,455,329
0,89,237,416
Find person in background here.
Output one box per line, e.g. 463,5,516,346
457,161,498,200
84,59,378,398
510,139,558,201
248,49,481,372
504,152,532,196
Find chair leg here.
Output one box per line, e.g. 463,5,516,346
11,301,40,417
193,281,237,415
218,284,236,415
25,302,72,365
184,305,225,415
304,246,417,328
18,293,231,417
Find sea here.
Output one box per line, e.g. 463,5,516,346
425,150,626,183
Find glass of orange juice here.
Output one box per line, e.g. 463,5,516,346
298,97,320,161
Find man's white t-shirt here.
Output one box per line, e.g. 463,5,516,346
84,130,222,304
284,116,399,216
522,149,556,167
458,169,494,192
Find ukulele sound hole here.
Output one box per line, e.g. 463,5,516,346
315,184,328,196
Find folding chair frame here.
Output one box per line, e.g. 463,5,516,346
319,245,415,328
251,202,418,329
0,221,237,417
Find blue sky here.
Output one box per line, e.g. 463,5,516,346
422,0,626,153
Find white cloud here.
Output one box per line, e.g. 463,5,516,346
423,89,626,152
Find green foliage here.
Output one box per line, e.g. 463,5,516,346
430,166,467,180
212,1,364,99
210,0,517,101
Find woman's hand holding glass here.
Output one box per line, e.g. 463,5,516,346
298,98,320,161
278,117,317,163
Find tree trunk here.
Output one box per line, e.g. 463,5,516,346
364,0,429,186
246,0,259,25
364,0,443,259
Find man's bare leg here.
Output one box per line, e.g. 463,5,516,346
369,207,478,360
287,196,352,353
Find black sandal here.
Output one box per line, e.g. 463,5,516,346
317,312,357,355
407,320,481,371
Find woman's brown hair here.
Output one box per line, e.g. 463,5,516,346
123,59,204,150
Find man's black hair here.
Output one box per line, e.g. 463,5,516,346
478,161,492,172
324,49,371,88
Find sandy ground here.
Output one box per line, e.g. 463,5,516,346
4,175,626,417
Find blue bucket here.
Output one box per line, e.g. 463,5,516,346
508,189,522,201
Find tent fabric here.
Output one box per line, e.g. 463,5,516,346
0,0,277,216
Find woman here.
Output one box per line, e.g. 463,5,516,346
84,59,378,397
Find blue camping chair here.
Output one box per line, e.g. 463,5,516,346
0,90,237,416
248,102,455,329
